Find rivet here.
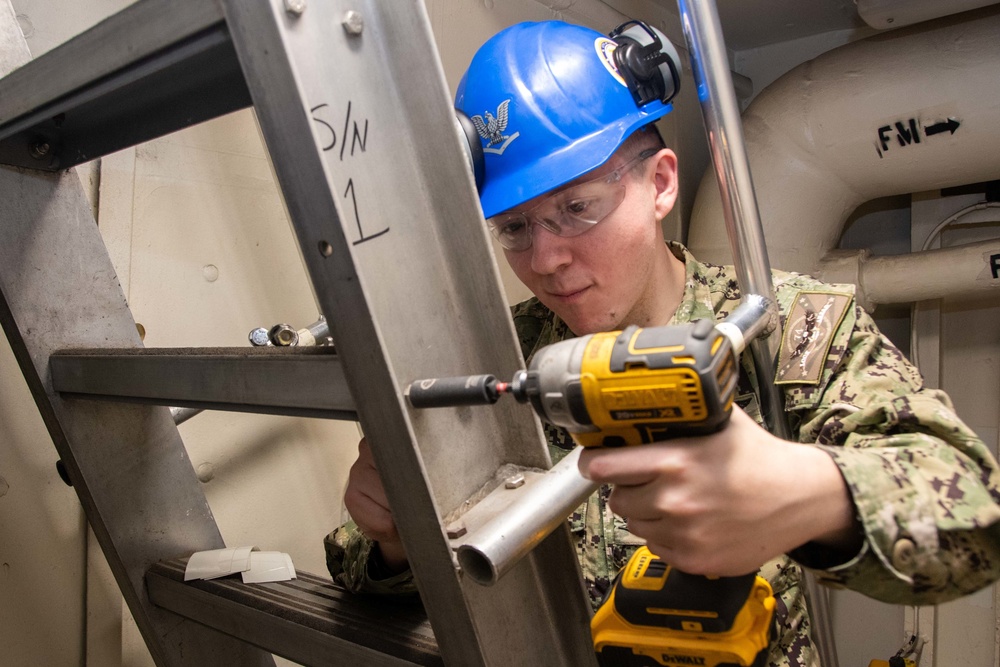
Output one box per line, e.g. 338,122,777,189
202,264,219,282
196,462,215,484
342,10,364,35
283,0,306,16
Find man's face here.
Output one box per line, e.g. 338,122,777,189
500,149,676,335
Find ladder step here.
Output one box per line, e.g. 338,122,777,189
147,557,441,667
0,0,250,171
50,347,357,420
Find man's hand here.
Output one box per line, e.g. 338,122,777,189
343,437,409,573
577,406,861,576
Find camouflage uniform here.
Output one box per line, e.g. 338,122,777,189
327,242,1000,666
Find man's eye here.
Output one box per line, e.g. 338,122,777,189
563,198,597,217
498,220,527,237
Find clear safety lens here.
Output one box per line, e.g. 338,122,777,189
488,149,655,251
490,183,626,251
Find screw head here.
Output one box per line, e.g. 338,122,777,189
342,10,364,35
283,0,306,16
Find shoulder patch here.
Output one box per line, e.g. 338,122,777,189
776,290,852,385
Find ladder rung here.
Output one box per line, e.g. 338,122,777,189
147,557,441,667
50,347,357,420
0,0,250,171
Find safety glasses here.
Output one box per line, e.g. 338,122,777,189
488,148,659,252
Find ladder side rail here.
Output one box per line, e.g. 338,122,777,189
0,164,281,667
0,4,274,666
221,1,597,665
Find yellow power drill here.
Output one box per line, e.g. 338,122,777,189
407,314,777,667
407,318,736,447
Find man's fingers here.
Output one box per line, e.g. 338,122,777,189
607,484,667,521
345,487,398,541
348,443,389,504
578,443,683,485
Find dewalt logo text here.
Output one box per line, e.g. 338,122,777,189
660,656,705,666
603,386,678,409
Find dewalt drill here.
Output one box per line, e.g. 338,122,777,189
407,308,777,667
407,318,736,447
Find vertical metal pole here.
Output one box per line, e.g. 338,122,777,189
675,0,788,439
675,1,839,666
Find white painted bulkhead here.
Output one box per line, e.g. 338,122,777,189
1,1,997,666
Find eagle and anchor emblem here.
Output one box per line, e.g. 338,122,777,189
471,99,520,155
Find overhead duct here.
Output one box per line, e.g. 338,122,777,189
688,7,1000,284
856,0,1000,30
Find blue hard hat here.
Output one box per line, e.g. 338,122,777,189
455,21,675,219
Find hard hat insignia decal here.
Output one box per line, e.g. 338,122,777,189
594,37,627,87
471,99,520,155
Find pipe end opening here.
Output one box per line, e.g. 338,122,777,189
457,546,499,586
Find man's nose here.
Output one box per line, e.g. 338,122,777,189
529,223,572,275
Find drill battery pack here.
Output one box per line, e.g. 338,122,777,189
592,547,776,667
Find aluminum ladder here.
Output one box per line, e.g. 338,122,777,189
0,0,597,664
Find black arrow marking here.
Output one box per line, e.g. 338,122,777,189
925,118,960,137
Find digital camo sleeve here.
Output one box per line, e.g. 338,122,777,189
324,520,419,596
789,303,1000,604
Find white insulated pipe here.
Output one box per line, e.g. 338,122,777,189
688,8,1000,280
820,240,1000,310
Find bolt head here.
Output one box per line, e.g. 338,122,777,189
30,141,50,159
276,329,298,346
283,0,306,16
342,10,364,35
446,523,467,539
248,327,270,347
504,473,526,489
268,323,299,347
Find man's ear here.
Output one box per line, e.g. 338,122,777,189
651,148,679,220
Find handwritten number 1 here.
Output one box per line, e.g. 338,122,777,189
346,178,389,245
